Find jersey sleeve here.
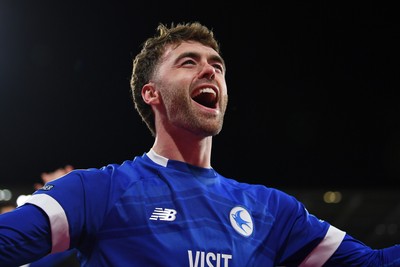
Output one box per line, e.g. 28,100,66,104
24,169,113,254
325,233,400,266
270,189,345,266
273,189,400,266
0,204,52,266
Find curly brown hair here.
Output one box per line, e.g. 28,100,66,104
130,22,221,136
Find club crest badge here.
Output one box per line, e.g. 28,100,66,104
229,206,254,237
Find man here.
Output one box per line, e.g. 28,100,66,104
1,22,399,266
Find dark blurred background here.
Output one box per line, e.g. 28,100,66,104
1,1,399,248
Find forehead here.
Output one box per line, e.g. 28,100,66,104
162,41,221,61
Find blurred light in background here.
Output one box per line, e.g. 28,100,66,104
0,189,12,201
323,191,342,204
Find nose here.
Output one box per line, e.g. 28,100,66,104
199,63,216,80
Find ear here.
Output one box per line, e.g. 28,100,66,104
142,83,160,105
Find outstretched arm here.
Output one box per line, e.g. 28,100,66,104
325,233,400,266
0,204,52,266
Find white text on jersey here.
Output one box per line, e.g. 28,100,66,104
188,250,233,267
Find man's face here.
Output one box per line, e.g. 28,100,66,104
151,41,228,137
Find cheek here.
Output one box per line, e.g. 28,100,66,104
220,84,228,103
221,94,229,113
218,79,228,94
160,85,187,113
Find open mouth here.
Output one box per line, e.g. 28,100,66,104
191,88,218,108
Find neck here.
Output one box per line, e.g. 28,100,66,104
151,132,213,168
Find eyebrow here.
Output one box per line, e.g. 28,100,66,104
176,51,226,70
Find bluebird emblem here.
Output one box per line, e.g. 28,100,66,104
229,206,254,237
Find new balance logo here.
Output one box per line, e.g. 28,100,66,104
149,208,177,221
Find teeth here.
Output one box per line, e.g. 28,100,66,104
192,88,216,97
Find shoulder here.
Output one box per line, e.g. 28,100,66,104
221,177,305,215
221,177,295,201
61,157,146,185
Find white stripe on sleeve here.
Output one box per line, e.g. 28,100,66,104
26,194,70,253
299,225,346,267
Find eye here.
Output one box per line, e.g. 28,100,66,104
213,63,224,73
182,59,196,65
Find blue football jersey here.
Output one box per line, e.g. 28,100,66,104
21,150,345,266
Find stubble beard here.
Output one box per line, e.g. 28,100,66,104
165,88,227,138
